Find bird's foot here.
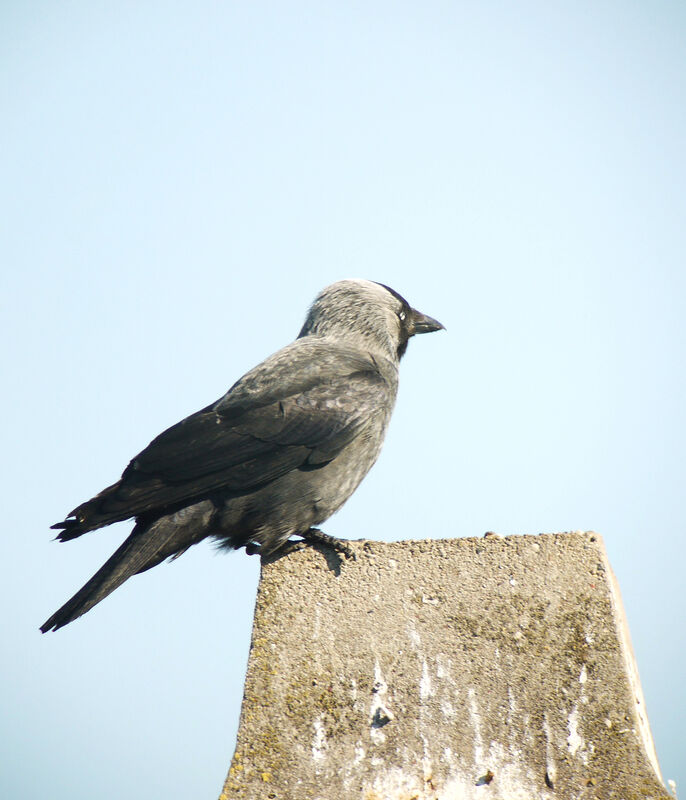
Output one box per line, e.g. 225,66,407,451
301,528,356,560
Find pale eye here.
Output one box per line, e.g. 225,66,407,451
398,310,407,322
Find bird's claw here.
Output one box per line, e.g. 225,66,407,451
302,528,356,560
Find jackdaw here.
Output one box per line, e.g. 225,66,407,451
41,279,443,632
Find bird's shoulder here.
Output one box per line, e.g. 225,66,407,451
216,336,396,419
127,337,395,481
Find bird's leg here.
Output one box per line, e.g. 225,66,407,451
301,528,355,560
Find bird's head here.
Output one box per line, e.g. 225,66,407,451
298,279,444,361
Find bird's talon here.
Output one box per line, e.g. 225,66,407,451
302,528,355,560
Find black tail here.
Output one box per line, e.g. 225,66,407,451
41,528,147,632
41,501,216,632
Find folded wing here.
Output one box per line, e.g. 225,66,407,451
53,343,390,538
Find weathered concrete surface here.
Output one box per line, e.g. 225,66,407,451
220,533,669,800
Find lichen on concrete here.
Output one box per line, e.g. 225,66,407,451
220,532,670,800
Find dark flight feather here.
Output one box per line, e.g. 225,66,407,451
52,349,388,538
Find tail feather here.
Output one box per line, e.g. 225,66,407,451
41,501,217,632
41,531,177,632
41,529,148,632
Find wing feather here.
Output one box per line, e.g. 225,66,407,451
67,342,391,528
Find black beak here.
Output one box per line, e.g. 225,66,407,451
409,309,445,335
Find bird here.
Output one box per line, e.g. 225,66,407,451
41,279,444,632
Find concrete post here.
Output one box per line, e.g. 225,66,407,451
220,532,670,799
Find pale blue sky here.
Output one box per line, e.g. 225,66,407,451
2,2,684,797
